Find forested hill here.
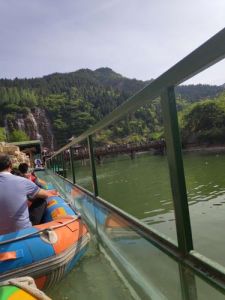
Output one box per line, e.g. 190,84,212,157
0,67,225,148
0,68,148,98
1,67,224,101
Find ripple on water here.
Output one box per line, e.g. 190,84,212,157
143,208,165,214
162,202,172,206
188,200,197,205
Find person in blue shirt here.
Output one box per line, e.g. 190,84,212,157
0,153,58,235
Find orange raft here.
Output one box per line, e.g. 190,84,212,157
0,196,90,290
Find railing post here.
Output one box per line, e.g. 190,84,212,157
53,157,56,172
161,86,193,254
52,157,55,172
87,135,98,197
69,147,76,184
179,265,197,300
57,155,60,173
61,152,66,177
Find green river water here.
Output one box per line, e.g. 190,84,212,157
73,152,225,265
48,152,225,299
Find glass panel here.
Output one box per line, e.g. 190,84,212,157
195,275,225,300
93,103,177,244
48,243,130,300
36,169,225,300
183,153,225,265
98,211,181,299
68,139,94,193
177,64,225,265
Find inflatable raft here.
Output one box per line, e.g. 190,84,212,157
0,276,51,300
0,195,90,290
0,285,39,300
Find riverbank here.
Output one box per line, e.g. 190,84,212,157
183,145,225,154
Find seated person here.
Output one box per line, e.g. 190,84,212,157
0,154,58,235
34,158,43,169
11,167,22,176
18,163,37,182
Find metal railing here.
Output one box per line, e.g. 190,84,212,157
46,27,225,290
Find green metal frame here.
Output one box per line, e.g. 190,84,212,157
161,86,193,254
46,27,225,290
87,135,99,197
69,147,76,184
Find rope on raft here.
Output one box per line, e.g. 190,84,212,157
0,276,52,300
0,216,78,246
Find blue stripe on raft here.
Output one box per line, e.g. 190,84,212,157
0,227,36,242
43,196,77,222
0,227,54,273
23,233,55,262
65,245,88,274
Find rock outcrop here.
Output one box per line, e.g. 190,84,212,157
0,142,30,167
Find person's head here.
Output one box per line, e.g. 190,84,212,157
11,168,22,176
0,154,12,172
18,163,29,175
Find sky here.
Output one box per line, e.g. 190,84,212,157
0,0,224,85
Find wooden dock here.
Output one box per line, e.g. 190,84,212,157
72,140,166,162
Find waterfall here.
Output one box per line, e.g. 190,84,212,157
32,108,54,150
16,117,26,132
4,109,54,150
21,112,40,140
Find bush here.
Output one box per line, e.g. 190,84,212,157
0,127,6,142
9,130,30,142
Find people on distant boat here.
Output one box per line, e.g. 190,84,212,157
0,154,58,235
34,158,43,169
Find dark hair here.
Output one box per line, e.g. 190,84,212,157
18,163,29,174
11,168,22,176
0,154,12,172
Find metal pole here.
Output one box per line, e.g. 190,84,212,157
57,155,60,173
69,147,76,183
61,152,66,177
53,157,56,172
52,158,55,172
179,265,198,300
161,86,193,254
87,135,98,197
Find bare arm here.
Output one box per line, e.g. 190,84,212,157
35,189,59,199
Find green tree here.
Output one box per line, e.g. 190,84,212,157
180,99,225,144
9,130,30,142
0,128,6,142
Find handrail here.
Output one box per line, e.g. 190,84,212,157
49,27,225,158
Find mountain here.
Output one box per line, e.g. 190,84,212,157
1,68,223,101
0,68,224,148
175,84,225,102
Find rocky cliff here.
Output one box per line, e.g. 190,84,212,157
4,108,54,150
